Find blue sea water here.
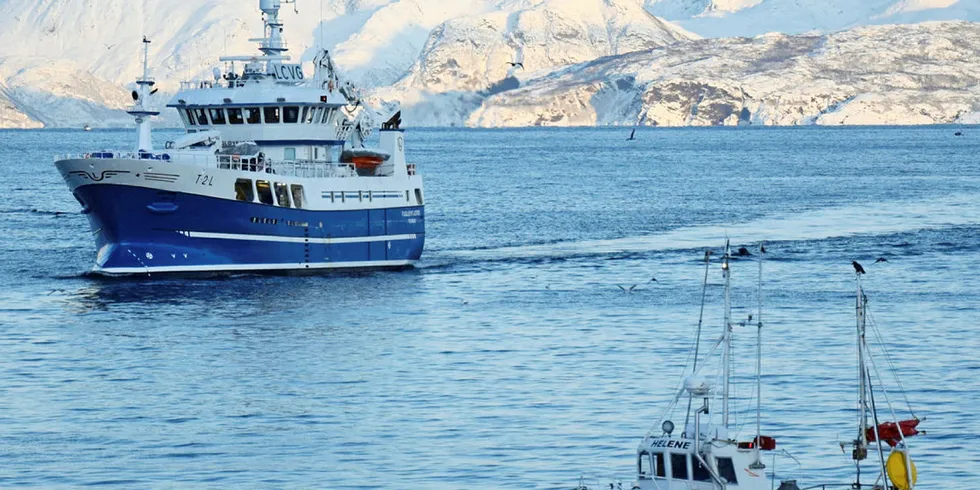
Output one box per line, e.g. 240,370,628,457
0,126,978,488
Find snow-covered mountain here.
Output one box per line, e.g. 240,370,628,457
370,0,696,125
644,0,980,37
0,0,978,128
463,21,980,127
0,0,695,127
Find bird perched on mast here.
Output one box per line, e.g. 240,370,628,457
852,261,866,274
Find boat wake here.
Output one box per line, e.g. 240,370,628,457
0,208,73,216
424,192,980,269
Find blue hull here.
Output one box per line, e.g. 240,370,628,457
72,184,425,275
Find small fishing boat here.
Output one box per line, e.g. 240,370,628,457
773,264,925,490
835,264,923,490
83,124,92,131
578,243,784,490
577,254,925,490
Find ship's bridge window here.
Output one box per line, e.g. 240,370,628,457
256,180,274,205
235,179,254,202
320,108,333,124
652,452,666,478
638,451,652,479
264,106,280,124
283,106,300,123
194,108,209,125
274,182,290,208
716,457,737,485
183,109,196,126
209,108,227,124
692,457,712,481
290,185,305,209
245,107,261,124
228,107,244,125
670,454,689,480
303,107,316,124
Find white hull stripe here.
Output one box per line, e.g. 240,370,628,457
179,231,418,244
96,259,416,275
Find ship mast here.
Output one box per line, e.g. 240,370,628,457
258,0,290,59
127,36,159,151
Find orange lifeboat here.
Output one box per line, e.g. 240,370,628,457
342,148,391,176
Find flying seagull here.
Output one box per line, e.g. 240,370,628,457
627,128,636,141
507,61,524,70
874,257,888,263
852,261,866,274
104,44,115,50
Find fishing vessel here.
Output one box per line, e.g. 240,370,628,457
590,243,782,490
577,254,924,490
767,263,925,490
628,244,781,490
831,262,923,490
54,0,424,276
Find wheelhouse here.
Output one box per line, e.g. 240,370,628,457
177,104,340,129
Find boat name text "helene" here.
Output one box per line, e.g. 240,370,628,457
650,440,692,450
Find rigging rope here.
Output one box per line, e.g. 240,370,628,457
865,304,916,417
682,250,713,435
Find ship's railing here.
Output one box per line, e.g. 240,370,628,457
181,80,211,90
180,80,247,90
57,151,360,179
57,151,176,161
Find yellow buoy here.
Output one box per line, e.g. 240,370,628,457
886,450,918,490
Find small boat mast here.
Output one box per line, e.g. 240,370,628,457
850,264,922,490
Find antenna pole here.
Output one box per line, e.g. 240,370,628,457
750,242,765,469
722,241,732,428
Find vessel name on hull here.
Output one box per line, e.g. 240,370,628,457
650,439,692,450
